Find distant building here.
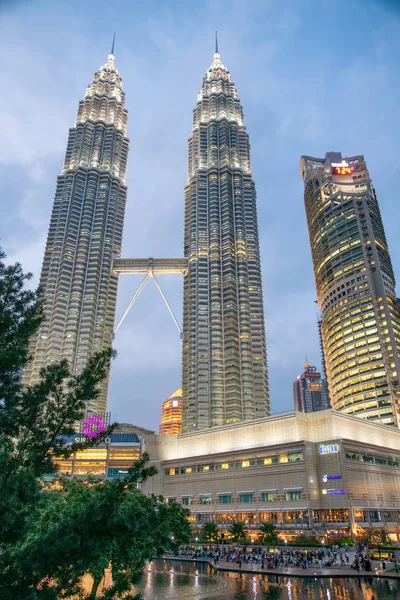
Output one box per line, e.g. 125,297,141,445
293,363,330,413
159,388,183,435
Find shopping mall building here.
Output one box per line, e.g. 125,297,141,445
54,410,400,541
141,410,400,542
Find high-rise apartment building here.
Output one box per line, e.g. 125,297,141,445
182,41,269,432
301,152,400,427
23,44,129,413
159,388,183,435
293,363,329,413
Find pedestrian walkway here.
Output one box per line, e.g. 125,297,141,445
167,555,400,580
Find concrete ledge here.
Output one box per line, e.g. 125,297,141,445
163,555,400,580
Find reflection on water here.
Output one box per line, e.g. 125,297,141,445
134,559,400,600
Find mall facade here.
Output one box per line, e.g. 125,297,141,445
141,409,400,542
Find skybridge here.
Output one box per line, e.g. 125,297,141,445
113,257,188,337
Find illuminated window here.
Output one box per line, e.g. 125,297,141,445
199,494,212,505
285,490,302,501
261,491,277,502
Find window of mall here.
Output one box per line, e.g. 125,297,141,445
218,494,232,504
285,489,302,501
199,494,212,504
261,490,277,502
239,492,253,503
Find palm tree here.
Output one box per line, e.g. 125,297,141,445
259,522,278,548
201,522,219,543
228,521,247,543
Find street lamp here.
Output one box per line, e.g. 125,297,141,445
284,539,287,544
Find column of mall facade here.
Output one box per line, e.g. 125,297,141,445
301,153,400,427
182,49,269,432
22,52,129,413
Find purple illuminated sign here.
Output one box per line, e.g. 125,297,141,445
323,474,342,482
83,416,106,439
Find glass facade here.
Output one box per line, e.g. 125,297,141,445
301,152,400,427
23,50,129,413
182,47,269,431
54,439,140,479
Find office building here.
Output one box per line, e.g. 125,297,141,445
293,363,330,413
182,39,269,432
300,153,400,428
159,388,183,435
23,41,129,412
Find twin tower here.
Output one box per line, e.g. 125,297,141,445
23,42,270,432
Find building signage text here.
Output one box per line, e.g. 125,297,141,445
319,444,339,454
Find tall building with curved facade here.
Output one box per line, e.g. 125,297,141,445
182,43,269,432
23,46,129,413
159,388,183,435
301,152,400,427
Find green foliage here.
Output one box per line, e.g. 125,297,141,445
359,529,394,548
288,534,321,547
4,453,191,599
0,250,42,415
259,522,278,547
227,521,247,543
201,522,219,543
0,346,115,545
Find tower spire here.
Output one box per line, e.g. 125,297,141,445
111,32,116,56
215,30,219,55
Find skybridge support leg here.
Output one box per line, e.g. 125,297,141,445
114,273,150,335
151,273,183,338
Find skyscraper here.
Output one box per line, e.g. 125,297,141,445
293,363,329,413
301,152,400,427
159,388,183,435
23,41,129,413
182,40,269,432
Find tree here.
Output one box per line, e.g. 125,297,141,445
259,522,278,548
0,249,42,414
4,453,191,599
201,522,219,543
228,521,247,544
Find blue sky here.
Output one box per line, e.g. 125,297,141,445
1,0,400,430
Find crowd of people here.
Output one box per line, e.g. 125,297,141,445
176,543,399,574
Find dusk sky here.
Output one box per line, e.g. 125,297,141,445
1,0,400,430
